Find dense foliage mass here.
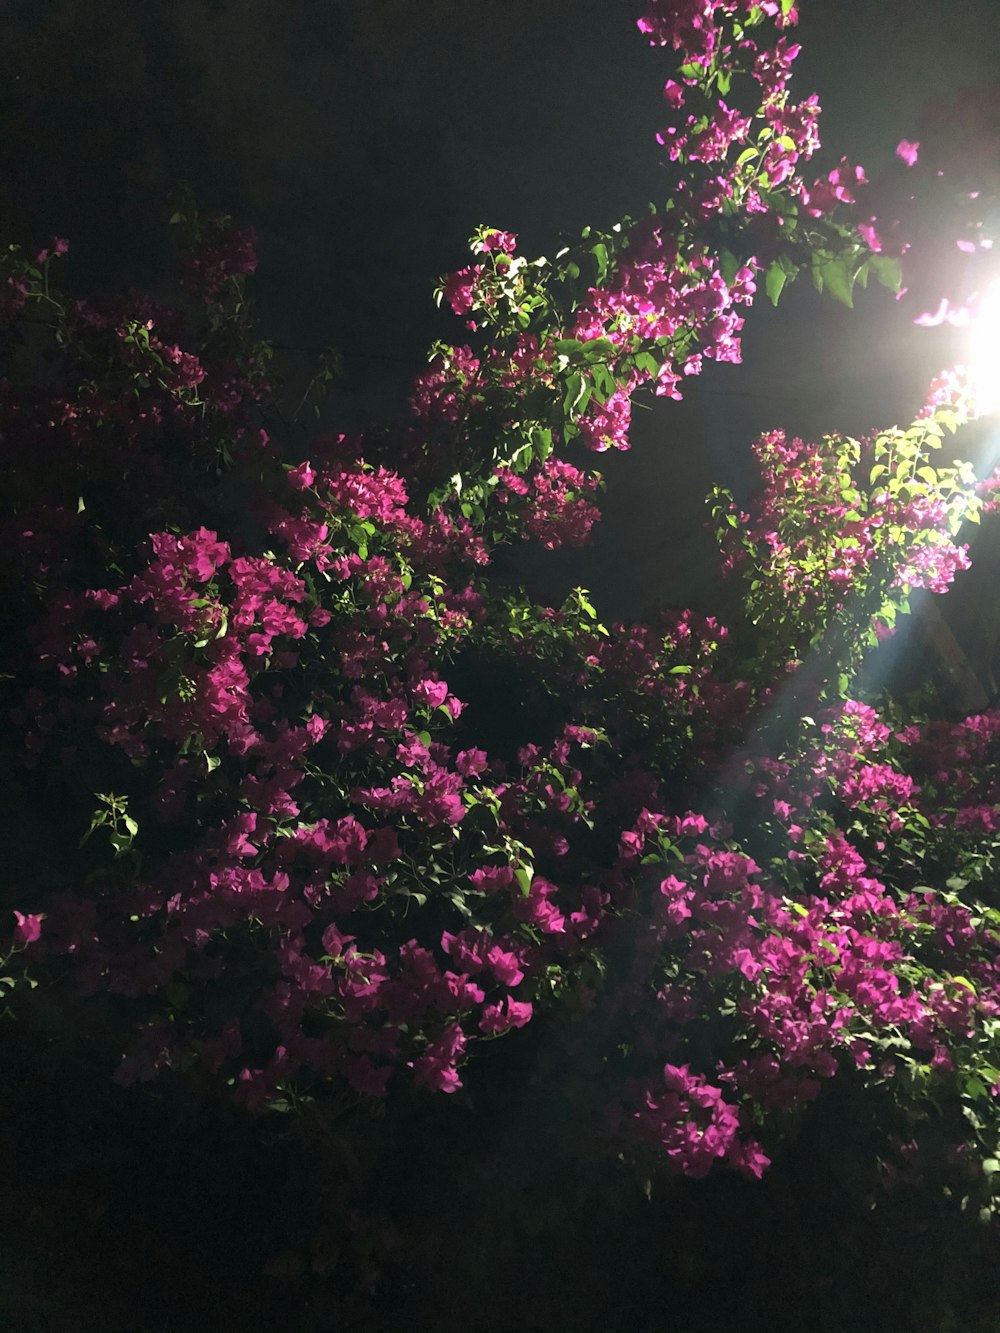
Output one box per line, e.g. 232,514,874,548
3,1,1000,1326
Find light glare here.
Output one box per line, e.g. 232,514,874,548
971,281,1000,417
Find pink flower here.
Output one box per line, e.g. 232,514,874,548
857,219,882,253
440,265,481,317
13,911,44,946
455,748,488,777
287,461,316,489
512,876,566,934
479,230,516,254
411,677,449,709
896,139,920,167
479,996,533,1034
802,159,868,216
468,865,515,893
411,1023,466,1094
485,944,524,987
321,923,356,958
726,1138,771,1181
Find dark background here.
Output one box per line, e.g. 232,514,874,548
3,0,997,619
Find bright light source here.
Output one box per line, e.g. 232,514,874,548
970,281,1000,417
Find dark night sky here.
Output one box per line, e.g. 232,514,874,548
3,0,999,617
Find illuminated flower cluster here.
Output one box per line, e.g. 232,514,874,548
4,0,1000,1222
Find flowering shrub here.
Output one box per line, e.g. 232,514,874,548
710,394,980,685
4,0,1000,1273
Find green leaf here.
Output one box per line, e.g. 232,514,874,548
766,261,788,306
719,249,741,287
963,1074,988,1102
550,338,584,357
532,427,554,463
591,242,610,283
579,337,616,363
574,589,598,619
563,372,591,419
590,363,617,405
511,443,534,473
515,865,534,897
816,256,854,308
870,255,903,294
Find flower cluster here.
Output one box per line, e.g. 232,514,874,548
712,400,980,681
3,0,1000,1228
